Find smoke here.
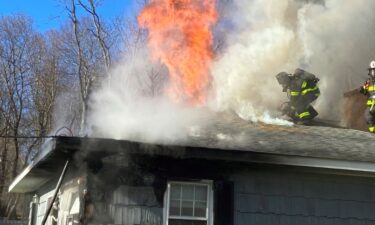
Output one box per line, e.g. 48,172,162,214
211,0,375,121
87,0,375,142
235,102,293,126
87,46,212,143
87,1,219,143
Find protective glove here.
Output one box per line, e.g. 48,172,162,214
364,79,370,89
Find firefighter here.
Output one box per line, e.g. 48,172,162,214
360,60,375,133
276,68,320,123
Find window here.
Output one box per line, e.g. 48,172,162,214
165,181,213,225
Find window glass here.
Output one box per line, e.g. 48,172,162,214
170,184,182,200
194,201,206,217
169,219,207,225
170,200,180,216
181,200,193,216
195,186,207,201
182,185,194,200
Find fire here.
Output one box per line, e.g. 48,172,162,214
138,0,218,105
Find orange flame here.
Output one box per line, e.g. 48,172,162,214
138,0,218,105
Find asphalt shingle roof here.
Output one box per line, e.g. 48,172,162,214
175,113,375,163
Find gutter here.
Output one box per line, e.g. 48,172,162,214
184,149,375,176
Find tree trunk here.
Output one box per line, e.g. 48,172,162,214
12,135,19,179
6,194,19,219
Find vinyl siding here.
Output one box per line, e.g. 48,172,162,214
232,170,375,225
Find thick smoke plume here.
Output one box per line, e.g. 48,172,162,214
87,46,213,143
212,0,375,121
88,0,375,142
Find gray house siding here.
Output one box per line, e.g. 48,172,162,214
232,169,375,225
107,156,375,225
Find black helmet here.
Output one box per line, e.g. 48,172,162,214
276,72,291,92
276,72,290,84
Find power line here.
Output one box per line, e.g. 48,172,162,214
0,135,64,139
0,126,75,139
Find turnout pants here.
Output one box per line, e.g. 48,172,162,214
365,108,375,133
292,92,319,121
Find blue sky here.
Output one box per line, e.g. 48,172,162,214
0,0,136,32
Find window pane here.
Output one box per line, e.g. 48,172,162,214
182,185,194,200
194,201,207,217
195,186,207,201
181,200,193,216
169,219,207,225
171,184,182,200
170,200,181,216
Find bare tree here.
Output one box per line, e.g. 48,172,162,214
24,31,62,162
0,15,62,219
64,0,93,134
0,14,40,218
0,14,37,178
78,0,111,71
62,0,118,134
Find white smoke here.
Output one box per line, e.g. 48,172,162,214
87,46,212,143
235,101,293,126
88,0,375,142
212,0,375,121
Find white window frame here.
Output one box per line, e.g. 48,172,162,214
164,180,214,225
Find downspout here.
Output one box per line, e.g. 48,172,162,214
28,194,39,225
41,160,70,225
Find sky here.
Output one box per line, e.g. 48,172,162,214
0,0,135,32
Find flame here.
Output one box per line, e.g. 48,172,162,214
138,0,218,105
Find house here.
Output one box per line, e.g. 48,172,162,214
9,114,375,225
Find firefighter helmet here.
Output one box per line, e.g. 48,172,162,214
276,72,291,92
369,60,375,78
276,72,290,84
370,61,375,69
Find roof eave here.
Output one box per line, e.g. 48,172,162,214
221,151,375,176
9,137,375,193
8,139,57,193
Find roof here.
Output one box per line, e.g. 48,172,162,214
9,113,375,193
184,114,375,163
